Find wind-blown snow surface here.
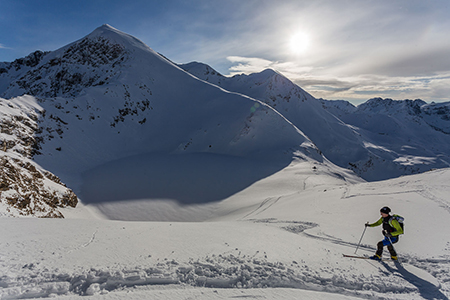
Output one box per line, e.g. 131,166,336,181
1,165,450,299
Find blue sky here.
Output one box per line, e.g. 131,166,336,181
1,0,450,104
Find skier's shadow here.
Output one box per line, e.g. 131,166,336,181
381,261,447,300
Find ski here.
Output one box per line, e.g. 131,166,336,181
343,254,394,262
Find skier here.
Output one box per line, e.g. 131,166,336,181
365,206,403,261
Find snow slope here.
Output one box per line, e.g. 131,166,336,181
180,63,369,173
180,62,450,181
1,165,449,299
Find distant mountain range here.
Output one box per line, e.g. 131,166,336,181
1,24,449,217
179,62,450,181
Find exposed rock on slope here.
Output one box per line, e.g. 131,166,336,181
0,156,77,218
1,37,126,98
0,96,78,217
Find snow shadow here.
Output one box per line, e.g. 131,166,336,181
80,152,289,205
383,261,447,300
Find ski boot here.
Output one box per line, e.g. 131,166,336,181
369,254,382,261
391,255,398,261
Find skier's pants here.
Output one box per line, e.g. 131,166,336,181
376,236,398,257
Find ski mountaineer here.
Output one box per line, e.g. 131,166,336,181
365,206,403,261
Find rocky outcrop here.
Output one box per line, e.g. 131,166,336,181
0,96,78,218
0,156,77,218
1,37,127,98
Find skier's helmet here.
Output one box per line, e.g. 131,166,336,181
380,206,391,214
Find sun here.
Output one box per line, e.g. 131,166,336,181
289,32,310,55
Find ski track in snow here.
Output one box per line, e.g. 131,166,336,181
1,220,449,300
415,185,450,214
241,197,282,219
67,230,98,254
342,185,450,215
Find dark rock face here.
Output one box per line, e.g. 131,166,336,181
0,156,78,218
0,97,78,218
3,37,127,98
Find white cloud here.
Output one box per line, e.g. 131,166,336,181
226,56,274,75
135,0,450,106
426,76,450,100
226,56,313,77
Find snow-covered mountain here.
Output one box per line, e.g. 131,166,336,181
320,98,450,179
2,24,450,219
0,24,325,218
180,62,450,181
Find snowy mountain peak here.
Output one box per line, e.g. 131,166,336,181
85,24,126,44
0,24,170,98
180,61,224,78
83,24,155,54
253,68,279,78
229,68,287,86
89,24,120,36
179,62,313,105
95,24,117,32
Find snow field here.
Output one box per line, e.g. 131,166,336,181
1,153,450,299
2,164,450,299
1,218,444,299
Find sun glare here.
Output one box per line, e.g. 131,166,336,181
289,32,310,55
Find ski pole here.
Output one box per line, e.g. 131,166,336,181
355,225,368,254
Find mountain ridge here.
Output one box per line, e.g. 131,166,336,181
1,24,450,218
180,61,450,181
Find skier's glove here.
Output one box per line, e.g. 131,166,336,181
365,222,369,227
382,230,392,237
